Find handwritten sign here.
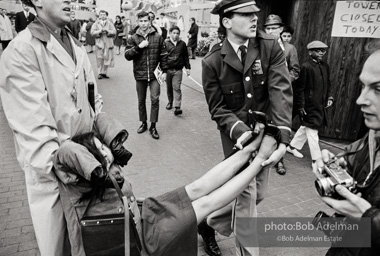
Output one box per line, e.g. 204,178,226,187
332,1,380,38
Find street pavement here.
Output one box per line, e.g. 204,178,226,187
0,48,345,256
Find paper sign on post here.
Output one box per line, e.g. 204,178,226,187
332,1,380,38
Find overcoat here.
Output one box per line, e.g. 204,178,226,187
187,23,198,49
0,18,103,255
294,58,333,129
202,30,293,150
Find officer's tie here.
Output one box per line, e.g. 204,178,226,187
239,45,247,67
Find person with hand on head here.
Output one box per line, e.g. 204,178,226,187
201,0,293,255
0,0,130,255
55,116,282,256
315,46,380,255
125,11,168,140
287,41,333,168
164,25,191,116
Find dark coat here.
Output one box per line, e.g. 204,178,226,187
15,11,35,33
164,39,191,70
294,58,333,129
85,21,95,46
326,132,380,256
187,23,198,49
202,31,293,151
68,19,81,39
125,28,168,81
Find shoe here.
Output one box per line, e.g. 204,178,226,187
149,127,159,140
198,219,221,256
88,50,93,53
276,161,286,175
137,123,147,134
191,57,196,59
286,146,304,158
166,103,172,110
98,74,103,79
102,74,110,79
174,108,182,116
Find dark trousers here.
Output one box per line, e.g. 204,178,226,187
166,69,183,108
136,79,160,123
1,40,11,50
187,46,196,58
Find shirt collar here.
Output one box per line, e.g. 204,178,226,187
227,38,248,55
28,17,81,46
170,37,177,45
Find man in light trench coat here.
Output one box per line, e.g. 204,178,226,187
0,0,132,255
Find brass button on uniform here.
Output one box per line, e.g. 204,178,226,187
261,81,264,85
245,76,250,82
248,109,253,114
247,93,252,98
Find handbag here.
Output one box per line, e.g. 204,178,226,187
80,175,142,256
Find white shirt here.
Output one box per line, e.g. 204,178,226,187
24,11,29,19
227,38,248,62
170,37,177,46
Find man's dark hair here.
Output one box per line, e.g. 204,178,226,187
170,26,180,33
219,12,234,29
282,26,294,35
190,17,196,22
138,11,149,19
21,0,35,9
99,9,107,15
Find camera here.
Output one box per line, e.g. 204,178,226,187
314,161,357,199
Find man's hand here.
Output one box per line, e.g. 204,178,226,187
298,108,307,120
321,185,372,219
186,69,191,76
161,73,167,82
326,99,333,108
314,149,347,172
235,131,253,150
261,143,286,167
138,40,149,48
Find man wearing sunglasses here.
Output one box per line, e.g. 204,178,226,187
287,41,334,168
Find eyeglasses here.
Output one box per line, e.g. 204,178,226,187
312,49,327,54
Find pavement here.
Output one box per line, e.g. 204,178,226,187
0,48,347,256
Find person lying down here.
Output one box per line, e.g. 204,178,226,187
53,122,280,256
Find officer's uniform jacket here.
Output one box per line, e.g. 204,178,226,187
202,31,293,148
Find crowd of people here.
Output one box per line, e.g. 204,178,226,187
0,0,380,256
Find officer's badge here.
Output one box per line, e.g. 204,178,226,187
252,60,263,75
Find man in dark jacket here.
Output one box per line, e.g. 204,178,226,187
287,41,333,167
164,26,191,116
68,11,81,39
317,47,380,256
125,11,168,140
15,3,35,33
187,17,198,59
200,0,293,255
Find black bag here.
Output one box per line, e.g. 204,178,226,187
80,175,142,256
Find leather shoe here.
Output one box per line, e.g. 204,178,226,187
102,74,110,79
98,74,103,79
149,127,159,139
276,160,286,175
166,103,172,110
174,108,183,116
198,219,221,256
137,123,147,134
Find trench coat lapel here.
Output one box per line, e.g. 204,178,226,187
221,39,243,73
244,38,259,74
46,36,76,74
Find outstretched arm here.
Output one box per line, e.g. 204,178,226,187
191,132,278,224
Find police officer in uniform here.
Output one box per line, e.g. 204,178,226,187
199,1,293,255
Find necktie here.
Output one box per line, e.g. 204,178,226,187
239,45,247,66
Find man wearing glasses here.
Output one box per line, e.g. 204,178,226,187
287,41,334,168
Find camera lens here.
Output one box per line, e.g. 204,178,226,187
315,180,325,197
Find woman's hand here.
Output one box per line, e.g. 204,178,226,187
242,123,265,157
257,135,278,160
